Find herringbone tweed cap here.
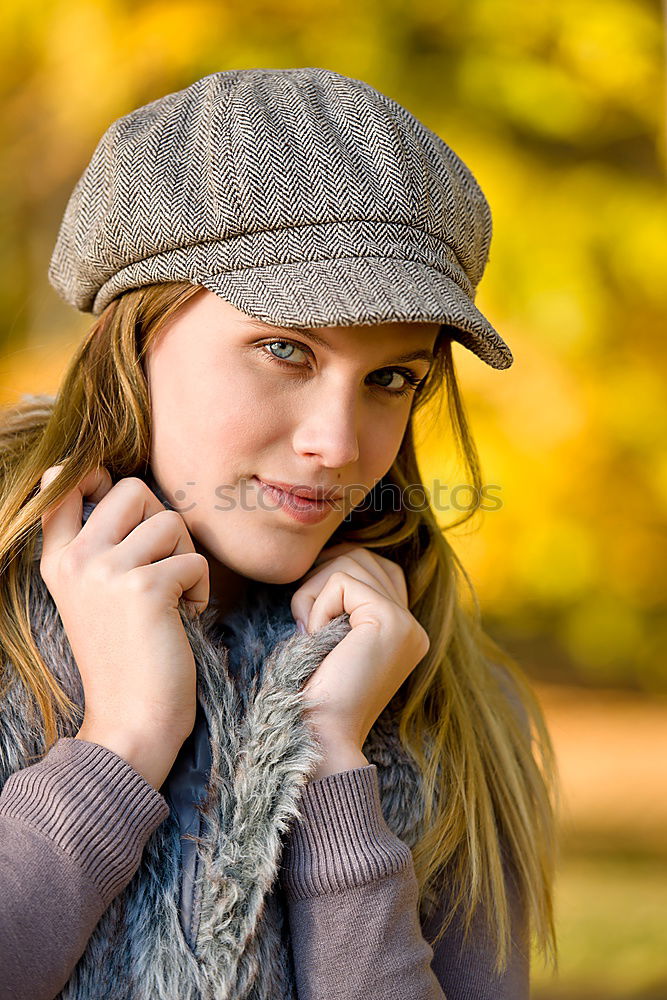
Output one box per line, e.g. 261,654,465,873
48,67,513,370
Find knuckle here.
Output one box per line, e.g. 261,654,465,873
390,561,407,584
38,555,54,585
59,544,84,577
87,556,116,588
414,621,430,656
383,557,406,584
191,552,209,574
160,508,185,529
126,568,158,599
40,464,64,489
395,604,416,631
117,476,146,496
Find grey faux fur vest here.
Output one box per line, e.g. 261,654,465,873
0,493,429,1000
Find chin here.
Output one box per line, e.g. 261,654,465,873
246,567,307,587
255,539,329,584
210,531,307,583
242,553,317,587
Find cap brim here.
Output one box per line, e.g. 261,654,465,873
197,256,513,370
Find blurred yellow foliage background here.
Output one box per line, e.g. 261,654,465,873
1,2,665,996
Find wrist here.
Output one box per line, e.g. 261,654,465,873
75,721,185,791
307,729,370,782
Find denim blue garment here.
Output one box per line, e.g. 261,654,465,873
161,699,212,951
162,618,242,952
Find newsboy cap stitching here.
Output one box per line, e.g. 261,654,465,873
91,233,472,305
48,67,513,370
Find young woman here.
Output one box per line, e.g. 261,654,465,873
0,68,559,999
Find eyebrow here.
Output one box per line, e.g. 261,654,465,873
243,321,436,367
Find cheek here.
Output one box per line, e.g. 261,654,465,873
359,415,408,478
187,368,288,459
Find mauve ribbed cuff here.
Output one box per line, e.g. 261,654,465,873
280,764,413,901
0,737,170,907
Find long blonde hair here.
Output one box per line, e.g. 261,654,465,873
0,281,559,976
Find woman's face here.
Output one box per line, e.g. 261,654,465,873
144,287,439,610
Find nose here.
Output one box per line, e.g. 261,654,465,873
291,382,360,468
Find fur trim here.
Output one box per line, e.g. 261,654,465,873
1,498,427,998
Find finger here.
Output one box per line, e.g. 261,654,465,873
338,547,409,608
373,554,409,607
131,550,210,613
306,571,391,634
293,555,387,625
294,563,391,632
342,549,406,606
40,465,113,562
77,477,169,553
303,548,404,607
92,489,209,613
109,507,198,572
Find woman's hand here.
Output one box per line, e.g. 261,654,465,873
291,541,430,757
38,465,210,790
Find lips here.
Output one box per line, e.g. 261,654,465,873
255,477,343,502
252,476,337,525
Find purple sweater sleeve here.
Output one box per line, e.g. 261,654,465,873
0,738,170,1000
279,763,530,1000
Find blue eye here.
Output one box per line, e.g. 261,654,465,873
370,368,424,395
260,339,424,398
267,340,306,362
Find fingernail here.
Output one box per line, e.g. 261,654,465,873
296,620,307,634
